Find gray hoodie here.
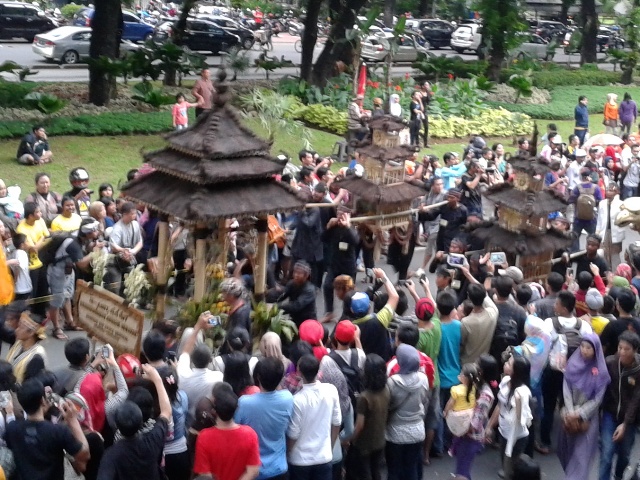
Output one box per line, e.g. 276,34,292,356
385,372,430,444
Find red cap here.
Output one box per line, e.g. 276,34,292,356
334,320,357,344
299,320,324,345
415,298,435,320
117,353,142,380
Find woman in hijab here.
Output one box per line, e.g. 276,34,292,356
259,332,291,371
513,316,553,392
389,94,402,117
557,334,610,480
66,392,104,480
386,344,429,480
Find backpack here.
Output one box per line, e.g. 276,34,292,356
329,349,362,415
490,314,520,362
39,233,75,267
549,317,583,372
575,184,597,221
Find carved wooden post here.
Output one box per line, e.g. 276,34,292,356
193,228,208,302
154,214,170,320
254,216,269,301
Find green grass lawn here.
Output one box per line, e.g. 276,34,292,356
0,118,341,195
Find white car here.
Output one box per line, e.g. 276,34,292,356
32,26,139,64
361,32,429,62
509,33,554,60
450,23,482,54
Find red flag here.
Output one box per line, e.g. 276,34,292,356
357,63,367,97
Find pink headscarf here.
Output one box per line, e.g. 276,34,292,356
616,263,632,283
79,373,106,432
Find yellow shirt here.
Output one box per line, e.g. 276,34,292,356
451,383,476,411
16,219,49,270
51,213,82,233
581,314,610,336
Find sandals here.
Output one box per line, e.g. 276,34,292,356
53,328,68,340
64,323,83,331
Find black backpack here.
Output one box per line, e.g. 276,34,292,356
552,317,583,358
39,233,74,267
329,349,362,414
491,314,520,361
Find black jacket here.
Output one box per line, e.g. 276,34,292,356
603,353,640,425
277,280,317,327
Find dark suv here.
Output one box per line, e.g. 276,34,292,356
0,2,57,42
195,14,254,50
153,19,240,54
532,20,569,42
407,18,454,49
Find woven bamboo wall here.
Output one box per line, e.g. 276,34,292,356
373,130,400,148
518,252,553,282
498,207,526,233
363,157,384,183
513,171,543,192
383,165,405,185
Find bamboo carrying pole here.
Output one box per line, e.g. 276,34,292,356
154,220,170,320
194,237,207,302
549,250,586,265
303,200,449,222
254,216,269,300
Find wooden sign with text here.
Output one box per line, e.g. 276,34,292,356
73,280,144,357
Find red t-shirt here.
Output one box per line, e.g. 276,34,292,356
194,425,261,480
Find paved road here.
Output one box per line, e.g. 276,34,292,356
14,229,640,480
0,33,614,82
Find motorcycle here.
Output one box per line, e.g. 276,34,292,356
287,19,304,36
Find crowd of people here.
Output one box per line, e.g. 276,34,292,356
3,89,640,480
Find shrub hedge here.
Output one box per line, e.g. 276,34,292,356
0,111,177,139
0,81,38,109
499,67,621,89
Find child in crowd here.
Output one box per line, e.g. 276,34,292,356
7,233,31,301
445,363,478,439
172,93,198,131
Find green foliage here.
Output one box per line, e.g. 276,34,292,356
60,4,83,19
131,82,174,108
499,66,621,88
251,302,298,344
221,48,252,81
429,78,490,119
297,104,348,135
429,108,533,138
254,53,295,80
474,75,497,92
506,72,533,103
412,55,487,80
0,80,37,108
23,92,67,114
0,60,37,82
229,0,284,15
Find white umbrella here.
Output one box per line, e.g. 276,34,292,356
582,133,624,150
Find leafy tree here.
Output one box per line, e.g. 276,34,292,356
475,0,527,81
616,7,640,84
165,0,198,86
88,0,122,106
300,0,323,83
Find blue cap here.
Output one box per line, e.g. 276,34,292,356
350,292,370,316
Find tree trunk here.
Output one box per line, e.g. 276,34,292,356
560,0,574,25
418,0,430,17
580,0,598,64
622,67,633,84
164,0,198,86
88,0,122,106
383,0,396,27
487,37,506,81
311,0,367,86
300,0,321,82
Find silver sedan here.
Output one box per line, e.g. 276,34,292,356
32,26,139,65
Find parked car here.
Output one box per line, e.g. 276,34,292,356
0,1,58,42
406,18,454,49
73,8,154,42
450,23,482,54
32,26,139,64
531,20,569,42
361,32,430,62
509,33,555,60
153,19,240,54
194,14,254,49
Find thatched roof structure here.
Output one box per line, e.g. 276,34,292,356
470,222,572,256
485,182,568,216
358,144,417,163
336,177,425,205
121,70,304,223
509,156,553,177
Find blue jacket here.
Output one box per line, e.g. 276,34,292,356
575,104,589,128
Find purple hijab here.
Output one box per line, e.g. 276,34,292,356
564,333,611,399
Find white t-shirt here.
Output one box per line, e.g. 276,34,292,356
11,249,31,295
497,377,533,457
176,352,223,424
330,348,366,370
287,382,342,466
